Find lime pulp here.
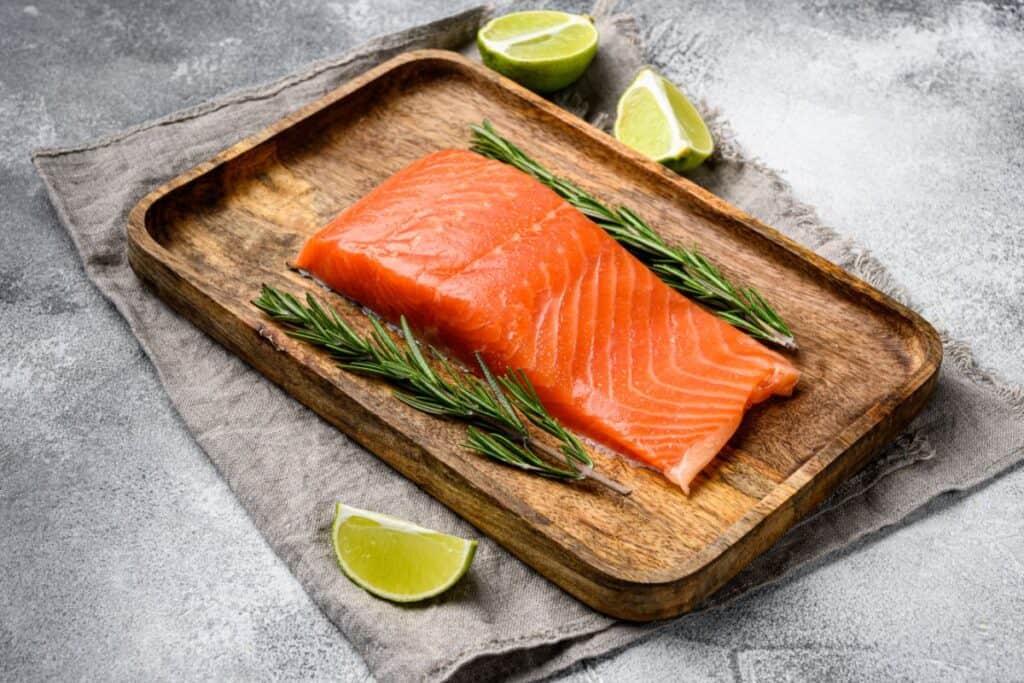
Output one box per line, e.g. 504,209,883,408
330,503,477,603
614,67,714,172
477,11,600,93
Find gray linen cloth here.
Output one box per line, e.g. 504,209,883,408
32,4,1024,682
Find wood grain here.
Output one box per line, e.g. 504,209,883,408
126,51,942,621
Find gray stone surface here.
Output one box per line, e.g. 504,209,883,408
2,0,1022,680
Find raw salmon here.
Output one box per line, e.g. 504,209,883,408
295,149,798,492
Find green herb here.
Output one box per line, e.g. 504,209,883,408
470,120,797,350
253,285,630,495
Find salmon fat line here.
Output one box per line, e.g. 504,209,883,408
252,123,798,492
470,121,797,351
253,285,632,494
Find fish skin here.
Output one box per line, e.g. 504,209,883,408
295,149,798,493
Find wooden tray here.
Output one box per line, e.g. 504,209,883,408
127,50,941,620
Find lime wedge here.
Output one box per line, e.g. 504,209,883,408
614,67,714,171
478,11,599,93
330,503,477,603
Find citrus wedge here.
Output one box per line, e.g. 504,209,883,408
614,67,714,171
477,11,599,93
330,503,476,603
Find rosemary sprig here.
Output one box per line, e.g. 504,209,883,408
253,285,630,494
470,120,797,351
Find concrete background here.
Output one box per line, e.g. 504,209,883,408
2,0,1023,680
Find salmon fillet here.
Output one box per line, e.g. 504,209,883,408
295,149,799,492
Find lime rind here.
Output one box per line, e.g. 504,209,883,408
662,77,714,171
614,67,714,171
477,11,599,93
331,503,477,603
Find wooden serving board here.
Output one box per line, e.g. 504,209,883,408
127,50,941,621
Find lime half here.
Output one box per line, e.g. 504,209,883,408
614,67,714,171
330,503,477,603
478,11,599,93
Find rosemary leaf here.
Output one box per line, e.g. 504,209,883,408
253,285,629,493
469,120,797,350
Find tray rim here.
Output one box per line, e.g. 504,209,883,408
126,49,943,618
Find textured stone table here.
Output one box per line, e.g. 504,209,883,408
2,1,1023,680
